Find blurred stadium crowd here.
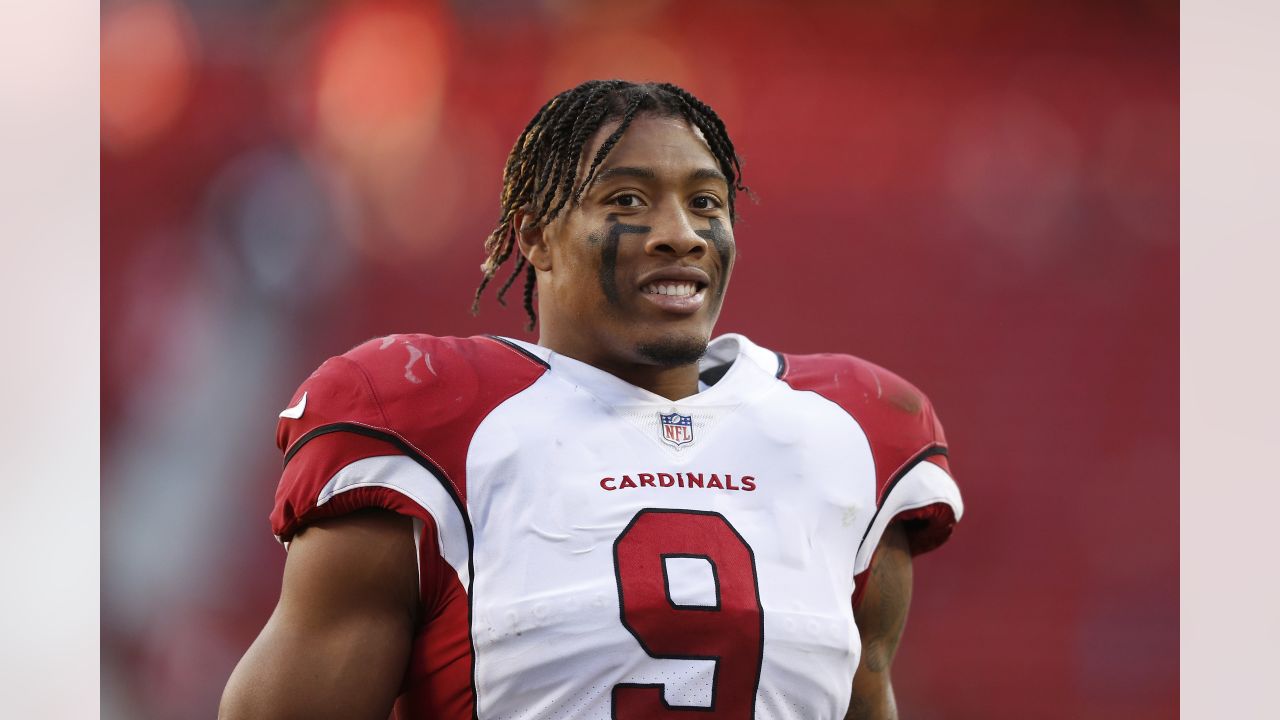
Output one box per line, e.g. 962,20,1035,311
102,0,1178,717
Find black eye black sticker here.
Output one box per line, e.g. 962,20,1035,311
695,218,733,298
597,213,651,306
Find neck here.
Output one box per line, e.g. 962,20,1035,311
537,335,703,401
591,357,703,401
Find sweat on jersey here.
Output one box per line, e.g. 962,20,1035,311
271,333,963,720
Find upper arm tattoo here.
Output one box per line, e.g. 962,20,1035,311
856,522,914,673
846,524,913,719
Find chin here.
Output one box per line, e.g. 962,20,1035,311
634,332,709,368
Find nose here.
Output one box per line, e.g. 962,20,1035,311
643,205,708,259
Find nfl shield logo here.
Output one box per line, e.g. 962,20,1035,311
659,411,694,448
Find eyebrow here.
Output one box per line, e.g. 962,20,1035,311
593,166,657,183
592,165,728,185
688,167,729,185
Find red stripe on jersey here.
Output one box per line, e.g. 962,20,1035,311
395,515,475,720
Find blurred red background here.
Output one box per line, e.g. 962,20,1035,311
101,0,1178,718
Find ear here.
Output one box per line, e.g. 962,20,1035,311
513,208,553,272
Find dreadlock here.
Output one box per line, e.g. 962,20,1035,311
472,80,749,330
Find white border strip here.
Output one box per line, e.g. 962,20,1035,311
854,460,964,575
318,455,471,589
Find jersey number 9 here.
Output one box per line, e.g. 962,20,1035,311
611,509,764,718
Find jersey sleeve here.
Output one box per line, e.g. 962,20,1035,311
269,335,549,618
270,347,419,543
851,395,961,576
270,337,484,632
778,352,964,578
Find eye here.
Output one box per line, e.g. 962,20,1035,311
691,194,723,211
609,193,645,208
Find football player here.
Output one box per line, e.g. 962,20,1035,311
220,80,963,720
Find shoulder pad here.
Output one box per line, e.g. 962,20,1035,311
779,352,947,472
275,333,548,497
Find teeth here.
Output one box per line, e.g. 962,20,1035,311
643,281,698,297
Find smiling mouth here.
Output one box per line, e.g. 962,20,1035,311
638,280,709,314
640,280,706,297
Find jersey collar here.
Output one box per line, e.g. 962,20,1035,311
496,333,782,408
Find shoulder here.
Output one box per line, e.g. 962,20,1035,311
270,333,548,541
777,350,947,451
276,333,548,456
777,350,960,560
341,333,546,392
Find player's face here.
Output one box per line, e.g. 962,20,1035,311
530,114,735,370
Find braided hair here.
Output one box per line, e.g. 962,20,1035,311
472,80,748,330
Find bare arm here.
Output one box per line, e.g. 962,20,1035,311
846,522,913,720
219,509,420,720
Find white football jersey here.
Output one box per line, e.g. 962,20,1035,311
272,333,963,719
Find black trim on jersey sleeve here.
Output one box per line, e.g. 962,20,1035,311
856,444,949,554
283,422,474,551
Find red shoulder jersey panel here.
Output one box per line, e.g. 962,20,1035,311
779,352,957,557
271,334,548,541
